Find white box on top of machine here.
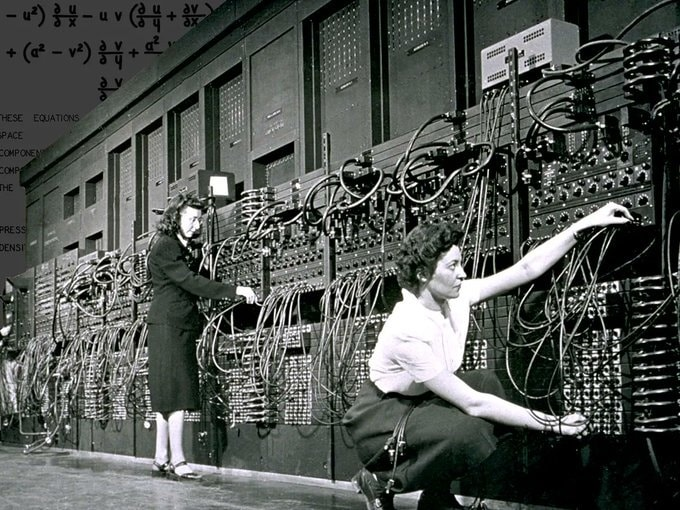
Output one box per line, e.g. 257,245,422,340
481,18,580,90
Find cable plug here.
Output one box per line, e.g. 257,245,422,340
443,110,466,124
355,151,373,167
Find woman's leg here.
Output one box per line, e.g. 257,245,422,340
154,412,170,464
168,410,194,475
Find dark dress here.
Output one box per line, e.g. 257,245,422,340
342,370,507,494
146,233,237,413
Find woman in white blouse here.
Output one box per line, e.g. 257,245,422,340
343,202,633,510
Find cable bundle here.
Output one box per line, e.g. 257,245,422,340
312,268,385,424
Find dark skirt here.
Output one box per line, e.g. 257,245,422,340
342,370,506,493
147,323,201,413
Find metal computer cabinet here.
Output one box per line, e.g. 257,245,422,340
386,0,460,138
304,0,374,171
249,11,299,158
140,121,167,233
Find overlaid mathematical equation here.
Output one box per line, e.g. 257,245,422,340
6,36,170,100
7,36,167,66
6,3,216,31
1,1,224,101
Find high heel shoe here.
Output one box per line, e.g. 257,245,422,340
151,460,170,478
167,460,202,481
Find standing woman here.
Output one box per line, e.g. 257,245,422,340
146,192,256,480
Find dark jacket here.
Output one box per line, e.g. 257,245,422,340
146,233,237,330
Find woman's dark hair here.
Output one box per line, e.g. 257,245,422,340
156,192,205,236
395,222,464,293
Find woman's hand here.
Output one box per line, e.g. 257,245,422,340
236,286,258,304
573,202,635,232
547,413,589,436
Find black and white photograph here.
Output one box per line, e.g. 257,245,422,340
1,1,679,509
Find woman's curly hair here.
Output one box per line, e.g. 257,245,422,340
395,222,464,293
156,192,205,236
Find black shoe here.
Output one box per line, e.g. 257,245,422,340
351,467,395,510
167,460,202,481
151,460,169,478
416,489,464,510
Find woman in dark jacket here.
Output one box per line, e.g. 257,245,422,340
146,192,256,480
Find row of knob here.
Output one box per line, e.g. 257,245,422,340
532,168,649,208
336,232,402,253
531,193,650,229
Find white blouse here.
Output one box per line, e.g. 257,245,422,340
369,280,482,396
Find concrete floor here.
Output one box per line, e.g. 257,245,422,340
0,443,571,510
0,444,419,510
